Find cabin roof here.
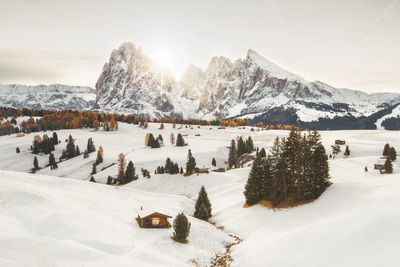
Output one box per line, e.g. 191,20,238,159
137,205,172,219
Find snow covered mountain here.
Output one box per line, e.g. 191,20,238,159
95,43,400,127
0,84,95,111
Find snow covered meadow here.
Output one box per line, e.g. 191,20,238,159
1,122,400,266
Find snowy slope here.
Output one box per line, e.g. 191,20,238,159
0,170,233,266
2,122,400,266
0,84,95,110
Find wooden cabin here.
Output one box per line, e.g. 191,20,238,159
136,206,171,228
335,140,346,145
374,164,385,170
195,168,210,174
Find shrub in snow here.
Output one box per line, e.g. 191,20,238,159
173,213,190,242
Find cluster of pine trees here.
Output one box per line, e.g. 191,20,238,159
31,132,59,155
228,136,254,168
244,129,331,207
116,153,139,184
155,158,182,174
145,133,163,148
382,143,397,174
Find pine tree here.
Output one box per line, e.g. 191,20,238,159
390,147,397,161
344,145,350,156
259,148,266,158
228,139,237,169
87,137,96,153
384,156,393,174
76,145,81,156
49,153,57,169
237,136,247,157
66,135,76,158
83,149,89,158
194,186,212,220
176,133,185,147
186,149,196,174
16,147,20,153
173,213,190,242
122,161,137,184
33,140,40,154
92,162,97,174
165,157,172,173
244,155,263,205
158,134,163,144
90,176,96,182
383,143,391,156
180,167,183,174
382,144,390,156
246,136,254,152
212,157,216,167
33,156,39,170
52,132,58,145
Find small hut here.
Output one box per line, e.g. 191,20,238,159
374,164,385,170
195,168,209,174
136,206,171,228
335,140,346,145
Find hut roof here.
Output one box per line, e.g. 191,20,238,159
137,205,172,219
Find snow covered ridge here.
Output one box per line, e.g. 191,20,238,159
0,84,96,111
95,42,400,124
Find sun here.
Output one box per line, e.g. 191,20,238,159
153,46,175,69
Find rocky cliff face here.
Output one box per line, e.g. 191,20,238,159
94,42,400,123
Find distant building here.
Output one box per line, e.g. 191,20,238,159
136,206,171,228
374,164,385,170
195,168,209,174
335,140,346,145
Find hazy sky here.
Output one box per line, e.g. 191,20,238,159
1,0,399,93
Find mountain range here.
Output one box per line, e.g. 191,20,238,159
2,42,400,129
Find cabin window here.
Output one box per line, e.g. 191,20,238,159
152,217,160,225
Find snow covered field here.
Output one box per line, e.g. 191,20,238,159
1,122,400,266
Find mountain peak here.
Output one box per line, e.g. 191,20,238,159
246,49,304,82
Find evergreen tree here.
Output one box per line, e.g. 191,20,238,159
122,160,137,184
186,149,196,174
41,134,52,154
383,143,391,156
228,139,237,169
158,134,163,143
66,135,76,158
194,186,212,220
33,156,39,170
212,157,216,167
92,162,97,174
83,149,89,158
49,153,57,169
87,137,96,153
76,145,81,156
176,133,186,147
259,148,266,158
90,176,96,182
246,136,254,152
244,155,264,205
165,157,172,173
16,147,20,153
384,156,393,174
237,136,247,157
390,147,397,161
52,132,58,145
173,213,191,242
180,167,183,174
33,140,40,154
344,145,350,156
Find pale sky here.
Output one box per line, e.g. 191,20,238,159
0,0,399,93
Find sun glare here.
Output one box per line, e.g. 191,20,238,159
153,46,175,69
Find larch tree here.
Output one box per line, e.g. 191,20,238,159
117,153,126,181
170,133,175,145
